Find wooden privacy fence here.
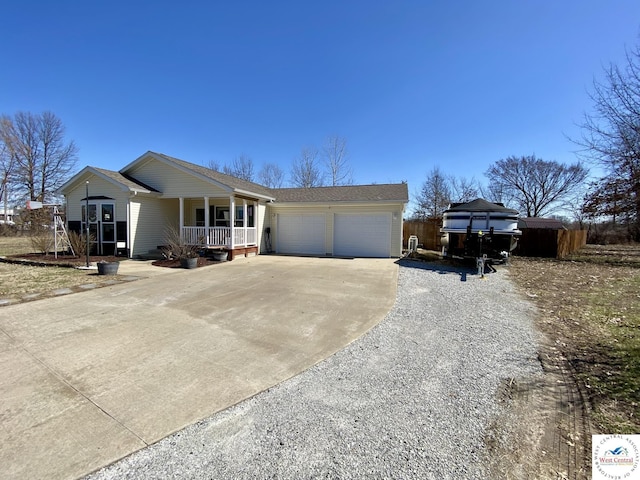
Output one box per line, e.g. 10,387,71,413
557,229,588,258
403,219,442,250
516,229,587,259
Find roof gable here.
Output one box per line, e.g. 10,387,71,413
58,166,159,195
122,151,275,200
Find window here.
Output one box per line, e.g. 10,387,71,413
102,223,115,242
82,204,97,223
215,207,229,227
247,205,255,228
102,204,113,222
235,205,244,227
195,208,205,226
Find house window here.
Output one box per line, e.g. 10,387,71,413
102,204,114,222
82,204,97,223
235,205,244,227
215,207,229,227
195,208,205,226
247,205,255,228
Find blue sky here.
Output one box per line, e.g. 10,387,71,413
2,1,639,197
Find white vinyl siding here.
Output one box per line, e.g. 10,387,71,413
276,214,326,255
127,159,229,198
130,198,178,256
64,176,128,222
334,214,392,257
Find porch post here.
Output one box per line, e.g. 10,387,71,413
253,200,258,247
204,196,210,246
229,195,235,248
243,199,248,246
179,197,184,241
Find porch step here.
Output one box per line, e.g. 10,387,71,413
138,248,166,260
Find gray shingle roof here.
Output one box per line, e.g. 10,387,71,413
94,167,159,192
151,152,275,199
518,217,566,229
270,183,409,203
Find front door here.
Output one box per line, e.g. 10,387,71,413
82,202,116,255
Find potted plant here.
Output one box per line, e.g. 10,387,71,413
162,224,200,269
211,250,228,261
179,252,199,269
97,260,119,275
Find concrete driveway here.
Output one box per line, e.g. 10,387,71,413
0,255,398,480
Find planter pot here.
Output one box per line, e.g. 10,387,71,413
212,251,228,262
180,257,198,269
97,262,119,275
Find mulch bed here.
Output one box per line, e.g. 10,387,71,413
4,253,223,269
4,253,121,267
152,257,221,268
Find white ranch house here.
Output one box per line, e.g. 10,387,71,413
59,151,408,259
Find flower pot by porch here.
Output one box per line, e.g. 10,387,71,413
180,257,198,269
97,261,119,275
212,251,228,262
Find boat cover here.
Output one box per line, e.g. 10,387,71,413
445,198,518,214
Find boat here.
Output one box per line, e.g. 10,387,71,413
440,198,521,264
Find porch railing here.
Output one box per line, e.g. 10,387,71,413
181,226,257,248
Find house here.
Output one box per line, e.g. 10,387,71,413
58,151,408,259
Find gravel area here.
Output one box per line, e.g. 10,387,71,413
85,260,542,480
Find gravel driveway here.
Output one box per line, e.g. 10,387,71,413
85,260,542,480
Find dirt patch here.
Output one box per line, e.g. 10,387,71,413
487,245,640,480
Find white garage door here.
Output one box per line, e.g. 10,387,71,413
334,214,392,257
277,214,326,255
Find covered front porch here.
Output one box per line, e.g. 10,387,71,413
178,196,259,250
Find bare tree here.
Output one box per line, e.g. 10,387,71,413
485,155,588,217
291,147,324,188
577,42,640,240
0,111,77,202
258,162,285,188
322,135,353,186
414,167,452,219
449,176,479,203
479,181,512,206
205,159,220,171
0,118,15,221
38,112,78,201
223,154,254,181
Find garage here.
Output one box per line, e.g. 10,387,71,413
276,213,326,255
334,213,392,257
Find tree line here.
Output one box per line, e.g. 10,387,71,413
206,134,353,189
414,155,588,221
415,38,640,243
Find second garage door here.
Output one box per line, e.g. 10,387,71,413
334,213,392,257
277,213,326,255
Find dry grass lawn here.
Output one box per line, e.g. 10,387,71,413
0,236,121,299
509,244,640,435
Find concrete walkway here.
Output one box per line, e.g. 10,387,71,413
0,256,398,480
